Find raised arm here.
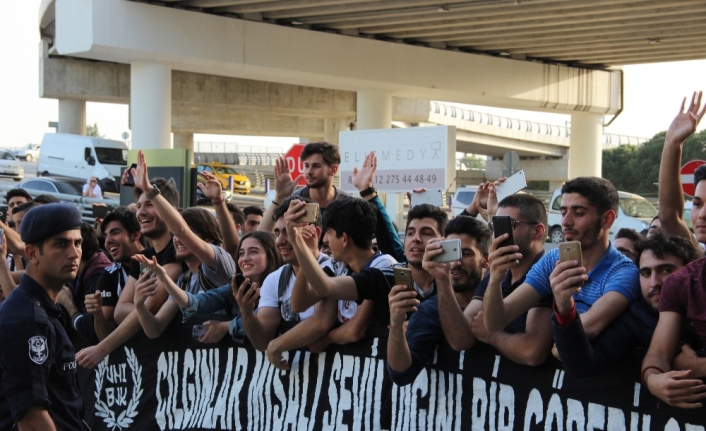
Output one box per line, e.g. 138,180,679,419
132,255,189,309
659,92,706,244
353,152,405,261
290,264,323,313
199,171,239,257
0,231,16,297
259,156,303,233
285,201,359,300
133,272,179,339
133,150,218,269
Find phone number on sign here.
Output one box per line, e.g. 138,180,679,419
342,168,446,192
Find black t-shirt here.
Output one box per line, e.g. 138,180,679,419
351,266,397,326
128,240,178,281
95,262,128,308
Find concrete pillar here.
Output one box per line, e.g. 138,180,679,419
58,99,86,135
356,90,392,130
356,90,403,226
131,61,171,150
569,113,603,178
173,132,194,165
324,118,346,145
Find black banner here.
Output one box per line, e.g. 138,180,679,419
75,315,706,430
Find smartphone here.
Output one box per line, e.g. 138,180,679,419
123,163,137,187
492,215,514,248
559,241,583,266
241,279,252,294
495,170,527,203
411,188,444,208
139,262,155,279
92,205,115,219
0,206,7,224
297,203,320,223
192,324,208,340
432,238,462,263
394,267,414,291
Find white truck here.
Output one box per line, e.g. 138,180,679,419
546,189,657,244
37,133,128,193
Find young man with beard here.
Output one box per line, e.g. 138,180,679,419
236,196,337,370
641,91,706,409
387,216,491,385
259,142,352,232
429,194,553,367
82,207,145,341
483,177,640,341
552,234,701,380
286,202,447,328
75,171,183,369
0,204,88,430
290,198,397,352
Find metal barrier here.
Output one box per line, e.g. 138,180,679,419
0,184,120,224
194,152,283,166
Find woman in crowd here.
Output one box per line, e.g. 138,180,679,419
133,230,281,343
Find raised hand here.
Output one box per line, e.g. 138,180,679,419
274,156,303,201
133,150,151,192
133,271,159,306
422,237,450,281
131,255,167,281
352,151,377,192
666,91,706,144
197,171,225,201
549,260,586,314
232,276,259,315
388,284,419,326
487,234,522,281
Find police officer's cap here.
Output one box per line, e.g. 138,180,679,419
20,203,83,245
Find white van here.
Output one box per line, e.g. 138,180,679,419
546,189,657,244
38,133,128,193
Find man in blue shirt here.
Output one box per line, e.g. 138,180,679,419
483,177,640,340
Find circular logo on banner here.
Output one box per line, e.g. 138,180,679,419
94,347,143,430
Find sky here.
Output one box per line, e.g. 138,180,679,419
1,1,704,151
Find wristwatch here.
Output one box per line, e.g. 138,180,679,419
359,185,377,198
145,187,161,200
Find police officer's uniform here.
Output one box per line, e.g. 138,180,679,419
0,203,87,430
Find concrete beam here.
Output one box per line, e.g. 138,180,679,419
54,0,622,115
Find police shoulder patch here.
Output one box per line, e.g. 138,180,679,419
28,335,48,365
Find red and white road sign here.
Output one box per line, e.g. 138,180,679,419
681,160,706,196
284,144,306,186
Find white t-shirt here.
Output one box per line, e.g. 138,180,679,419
259,254,330,321
83,183,102,197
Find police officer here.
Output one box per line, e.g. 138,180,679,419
0,204,88,430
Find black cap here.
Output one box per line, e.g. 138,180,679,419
20,203,83,244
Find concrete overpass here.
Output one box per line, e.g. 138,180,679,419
38,0,706,200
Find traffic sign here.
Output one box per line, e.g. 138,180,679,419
681,160,706,196
285,144,306,186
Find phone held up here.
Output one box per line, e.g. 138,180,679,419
491,215,514,249
394,267,414,291
0,205,7,224
296,203,320,224
431,238,462,263
559,241,584,287
123,163,138,187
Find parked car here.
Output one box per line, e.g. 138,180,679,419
0,149,24,181
193,162,251,194
12,143,41,161
18,177,86,197
450,185,479,217
546,189,657,244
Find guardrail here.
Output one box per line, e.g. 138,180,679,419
430,101,649,146
194,152,283,166
0,184,120,224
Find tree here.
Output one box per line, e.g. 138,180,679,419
86,123,104,138
602,129,706,194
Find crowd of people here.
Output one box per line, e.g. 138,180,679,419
0,93,705,429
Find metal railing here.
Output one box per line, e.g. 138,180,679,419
430,101,649,146
0,185,120,224
194,151,283,166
